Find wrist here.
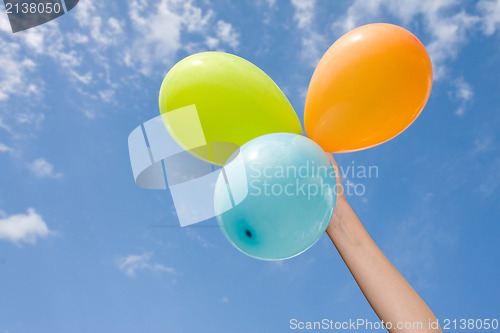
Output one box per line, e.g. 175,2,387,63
327,195,349,234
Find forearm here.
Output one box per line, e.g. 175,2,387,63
326,197,441,333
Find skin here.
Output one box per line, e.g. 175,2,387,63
326,154,441,333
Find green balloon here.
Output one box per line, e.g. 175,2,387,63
159,52,302,165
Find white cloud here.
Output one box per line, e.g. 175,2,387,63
0,38,37,102
68,70,93,85
0,0,241,125
126,0,240,75
221,297,230,303
73,1,124,47
0,117,11,132
15,111,45,126
182,2,215,33
0,8,11,32
67,32,89,45
0,143,11,153
98,89,116,103
291,0,326,66
0,16,87,116
118,252,175,277
28,158,63,179
186,228,215,248
266,0,276,7
425,10,479,79
383,205,457,290
291,0,315,29
215,20,240,49
478,158,500,197
473,137,493,153
205,36,219,49
452,77,474,116
17,22,83,69
0,208,52,245
126,0,186,75
0,2,118,111
478,0,500,35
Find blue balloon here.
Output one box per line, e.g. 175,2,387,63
214,133,337,260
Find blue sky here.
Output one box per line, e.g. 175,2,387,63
0,0,499,332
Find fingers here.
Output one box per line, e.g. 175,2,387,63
327,153,342,182
326,153,345,202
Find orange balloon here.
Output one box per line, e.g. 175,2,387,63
304,23,433,153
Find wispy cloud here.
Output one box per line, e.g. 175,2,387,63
214,20,240,50
73,1,124,47
291,0,315,29
118,252,176,278
473,137,494,154
478,0,500,35
126,0,239,75
0,0,241,124
0,35,37,102
290,0,326,66
383,210,457,290
0,143,12,153
15,111,45,126
28,158,63,179
0,117,11,132
0,16,81,135
0,208,53,245
186,228,215,248
452,77,474,117
478,158,500,197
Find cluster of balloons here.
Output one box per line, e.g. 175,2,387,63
158,23,433,260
